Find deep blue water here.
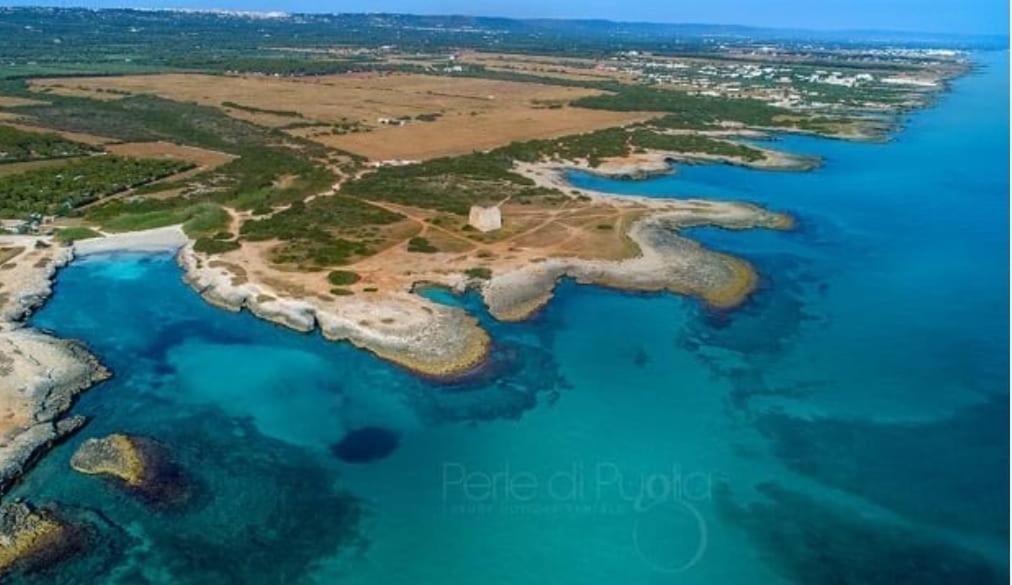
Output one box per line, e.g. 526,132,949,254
15,51,1009,584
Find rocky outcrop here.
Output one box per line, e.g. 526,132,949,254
0,500,87,579
0,330,109,496
0,237,73,327
178,248,490,378
70,434,189,507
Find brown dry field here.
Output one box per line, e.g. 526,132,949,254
322,105,648,160
0,157,86,177
30,73,652,160
0,96,47,108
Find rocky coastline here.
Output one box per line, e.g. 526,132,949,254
0,236,110,499
0,235,113,578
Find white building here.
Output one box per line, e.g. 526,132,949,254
468,205,502,233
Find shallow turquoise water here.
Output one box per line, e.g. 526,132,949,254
15,51,1009,584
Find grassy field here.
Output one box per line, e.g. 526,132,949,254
85,199,230,237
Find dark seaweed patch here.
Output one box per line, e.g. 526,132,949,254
717,482,1005,585
757,395,1010,537
331,427,401,464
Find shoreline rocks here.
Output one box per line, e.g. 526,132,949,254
0,329,110,497
0,500,88,579
0,235,111,499
0,237,73,327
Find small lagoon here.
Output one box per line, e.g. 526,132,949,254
15,51,1010,584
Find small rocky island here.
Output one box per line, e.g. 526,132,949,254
71,434,190,507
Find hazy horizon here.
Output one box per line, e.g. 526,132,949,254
1,0,1009,37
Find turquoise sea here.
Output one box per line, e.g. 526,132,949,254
15,51,1009,584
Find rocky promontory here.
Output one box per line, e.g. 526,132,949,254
0,330,110,496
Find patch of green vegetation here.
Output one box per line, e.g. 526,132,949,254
193,237,240,254
495,127,630,167
221,101,304,119
0,155,192,218
329,287,355,296
464,267,492,280
241,196,401,241
342,152,556,214
629,130,764,161
181,204,230,236
53,226,102,243
210,146,335,210
407,236,438,253
573,87,787,127
11,93,277,150
240,196,402,267
326,270,361,286
12,88,331,179
0,126,100,164
7,86,342,219
85,200,228,236
165,56,391,76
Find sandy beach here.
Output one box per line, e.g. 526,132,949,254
74,225,188,256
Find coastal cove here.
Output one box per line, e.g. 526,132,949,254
3,50,1008,585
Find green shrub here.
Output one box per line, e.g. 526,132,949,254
53,226,101,243
327,270,361,285
464,267,492,280
407,237,438,253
